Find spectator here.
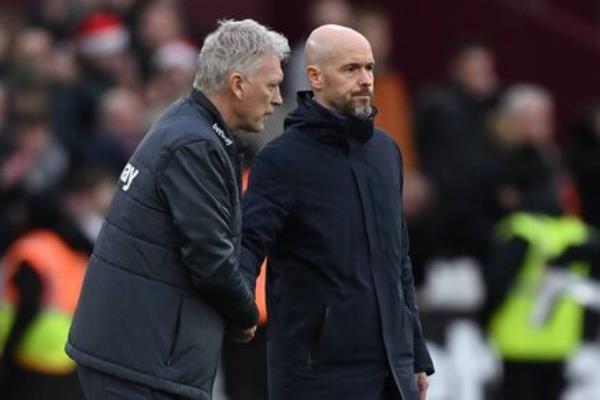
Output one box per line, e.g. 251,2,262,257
566,101,600,229
86,86,146,172
0,11,21,78
47,48,97,156
74,11,140,101
0,83,70,251
25,0,79,41
415,37,501,262
1,83,69,196
0,166,114,400
9,27,54,83
145,39,199,123
487,84,562,218
134,0,186,80
480,84,592,400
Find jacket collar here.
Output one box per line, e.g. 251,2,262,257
190,89,237,150
284,91,377,146
190,89,245,191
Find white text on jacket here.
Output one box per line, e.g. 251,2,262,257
212,123,233,146
120,163,139,191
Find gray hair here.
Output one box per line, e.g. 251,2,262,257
497,84,552,117
193,19,290,94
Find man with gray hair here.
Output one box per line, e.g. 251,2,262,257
66,19,289,400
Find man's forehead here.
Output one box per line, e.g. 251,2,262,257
328,46,374,67
252,54,283,74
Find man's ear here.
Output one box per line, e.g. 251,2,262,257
307,65,322,90
229,72,244,100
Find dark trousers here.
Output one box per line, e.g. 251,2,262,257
496,360,566,400
222,326,403,400
222,325,268,400
0,365,84,400
77,365,185,400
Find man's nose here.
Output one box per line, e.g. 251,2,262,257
358,68,373,87
272,87,283,106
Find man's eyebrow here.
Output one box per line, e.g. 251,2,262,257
342,61,375,68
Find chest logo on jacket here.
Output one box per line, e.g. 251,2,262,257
212,123,233,146
120,163,139,192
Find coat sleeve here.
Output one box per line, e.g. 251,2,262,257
397,145,435,375
158,140,258,329
400,220,435,375
241,149,293,294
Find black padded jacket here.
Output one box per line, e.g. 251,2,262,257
66,90,258,400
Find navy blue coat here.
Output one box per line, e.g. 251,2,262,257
242,92,434,400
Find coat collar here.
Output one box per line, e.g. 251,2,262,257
190,89,237,150
285,91,377,146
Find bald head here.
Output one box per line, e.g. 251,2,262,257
304,24,371,67
304,24,375,119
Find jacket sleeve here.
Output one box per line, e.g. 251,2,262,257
241,150,293,294
397,145,435,375
158,140,258,329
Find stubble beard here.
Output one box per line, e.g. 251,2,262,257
352,102,373,119
334,95,373,120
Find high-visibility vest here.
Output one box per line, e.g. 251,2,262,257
489,213,589,361
0,230,87,374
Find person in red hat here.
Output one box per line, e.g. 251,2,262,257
74,12,140,97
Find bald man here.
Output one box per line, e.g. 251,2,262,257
241,25,434,400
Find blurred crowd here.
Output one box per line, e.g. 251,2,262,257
1,0,600,399
0,0,205,253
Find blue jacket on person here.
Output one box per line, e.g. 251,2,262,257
241,91,434,400
66,90,258,400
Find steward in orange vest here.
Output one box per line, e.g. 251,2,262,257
0,167,113,400
0,231,88,371
0,229,89,399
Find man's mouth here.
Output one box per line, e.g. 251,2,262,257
353,91,372,98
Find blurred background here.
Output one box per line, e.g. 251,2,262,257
1,0,600,399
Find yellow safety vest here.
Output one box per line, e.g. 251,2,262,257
489,213,589,361
0,230,87,374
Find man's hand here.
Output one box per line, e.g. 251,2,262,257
415,372,428,400
228,325,257,343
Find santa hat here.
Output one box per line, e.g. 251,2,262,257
75,12,129,56
153,39,199,74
